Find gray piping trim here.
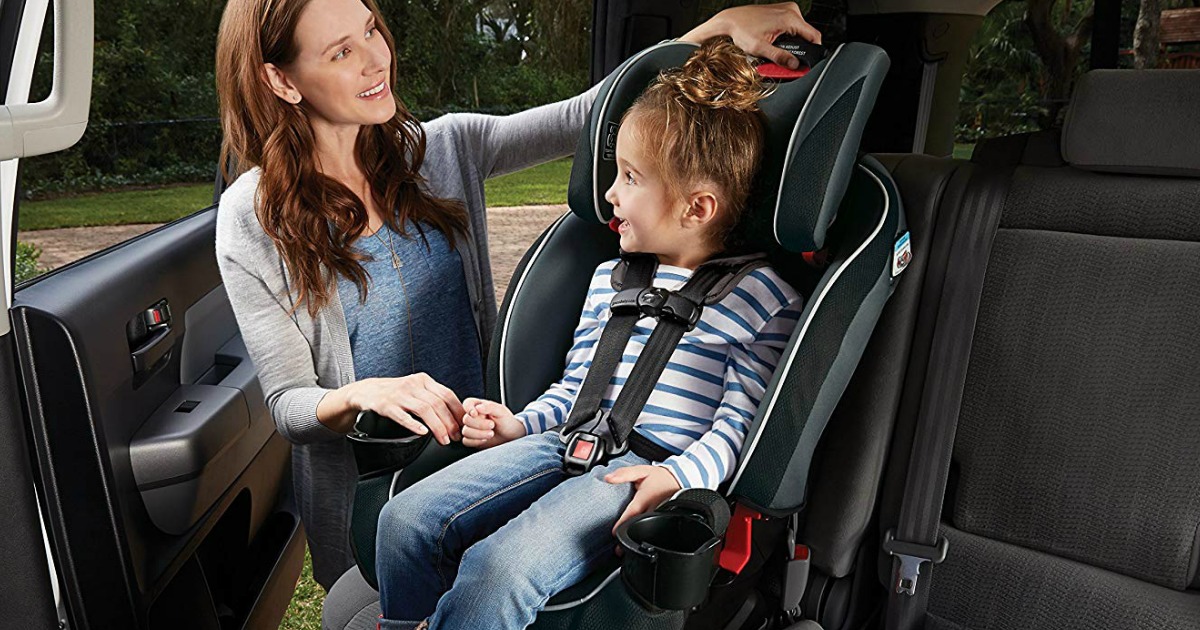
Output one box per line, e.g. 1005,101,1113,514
731,164,890,490
591,40,698,223
541,568,622,612
388,469,403,498
772,44,844,247
497,211,572,408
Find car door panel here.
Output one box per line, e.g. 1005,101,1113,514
12,207,302,628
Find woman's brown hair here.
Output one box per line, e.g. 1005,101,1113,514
216,0,469,317
625,38,772,252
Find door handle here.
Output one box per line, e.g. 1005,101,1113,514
129,299,173,374
131,326,173,374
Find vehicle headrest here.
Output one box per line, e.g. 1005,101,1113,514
1061,69,1200,177
567,41,889,252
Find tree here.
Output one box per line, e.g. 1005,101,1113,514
1133,0,1162,69
1024,0,1094,124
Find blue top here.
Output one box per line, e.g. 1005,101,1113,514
338,222,484,401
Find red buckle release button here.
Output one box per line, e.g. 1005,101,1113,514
571,439,594,461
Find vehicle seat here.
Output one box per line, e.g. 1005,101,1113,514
873,69,1200,629
324,39,901,630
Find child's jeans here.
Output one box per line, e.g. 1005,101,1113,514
375,430,648,630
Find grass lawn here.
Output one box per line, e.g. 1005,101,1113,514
281,548,323,630
18,158,573,232
18,183,216,231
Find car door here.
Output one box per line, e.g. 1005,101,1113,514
0,1,304,628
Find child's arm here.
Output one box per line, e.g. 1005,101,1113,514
459,263,614,448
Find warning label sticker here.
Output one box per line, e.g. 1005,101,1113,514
893,232,912,277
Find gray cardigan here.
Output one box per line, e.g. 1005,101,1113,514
214,85,599,588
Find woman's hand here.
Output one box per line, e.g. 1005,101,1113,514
681,2,823,69
461,398,527,449
324,373,465,445
605,465,683,534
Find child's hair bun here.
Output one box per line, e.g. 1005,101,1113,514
660,38,772,113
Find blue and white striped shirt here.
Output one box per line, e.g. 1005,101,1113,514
515,259,804,490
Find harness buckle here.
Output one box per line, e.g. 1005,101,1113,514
638,288,701,329
882,529,948,596
562,431,605,476
611,287,644,315
561,410,630,476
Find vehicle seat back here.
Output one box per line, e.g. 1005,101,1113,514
879,69,1200,629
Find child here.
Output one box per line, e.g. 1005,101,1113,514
376,39,804,630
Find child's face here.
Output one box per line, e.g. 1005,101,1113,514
604,118,693,264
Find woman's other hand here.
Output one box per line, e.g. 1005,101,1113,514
461,398,527,449
320,373,465,445
681,2,822,70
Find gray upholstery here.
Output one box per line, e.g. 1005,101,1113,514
928,527,1200,630
955,225,1200,590
321,567,380,630
1002,167,1200,241
1061,70,1200,177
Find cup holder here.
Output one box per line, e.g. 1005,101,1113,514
615,511,723,611
346,410,430,479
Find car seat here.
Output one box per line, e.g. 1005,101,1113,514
324,39,903,630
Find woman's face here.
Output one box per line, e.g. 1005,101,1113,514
268,0,396,130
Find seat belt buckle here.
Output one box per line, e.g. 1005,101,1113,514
781,543,810,618
562,431,605,476
882,529,948,596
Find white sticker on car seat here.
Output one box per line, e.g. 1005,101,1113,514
893,232,912,277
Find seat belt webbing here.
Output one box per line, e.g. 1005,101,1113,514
884,167,1011,630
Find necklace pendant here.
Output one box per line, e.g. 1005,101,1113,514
391,254,403,269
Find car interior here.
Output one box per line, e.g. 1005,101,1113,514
0,1,1196,630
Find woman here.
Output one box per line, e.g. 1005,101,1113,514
214,0,820,590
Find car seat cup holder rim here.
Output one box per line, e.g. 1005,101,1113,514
346,409,431,479
615,510,724,611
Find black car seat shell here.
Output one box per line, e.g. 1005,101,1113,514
490,39,903,630
323,40,904,630
874,69,1200,629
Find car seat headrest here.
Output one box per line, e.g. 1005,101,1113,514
1062,69,1200,178
567,41,889,252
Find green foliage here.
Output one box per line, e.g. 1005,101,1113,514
14,241,50,284
957,1,1050,142
21,0,592,199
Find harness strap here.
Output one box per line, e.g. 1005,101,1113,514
605,258,764,448
561,253,768,474
561,253,657,434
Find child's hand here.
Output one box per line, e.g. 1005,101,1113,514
605,465,683,534
461,398,526,449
